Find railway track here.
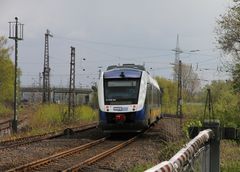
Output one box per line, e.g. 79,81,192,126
62,135,139,172
6,137,107,172
0,122,97,151
0,119,11,135
0,117,28,136
1,118,182,171
6,131,143,172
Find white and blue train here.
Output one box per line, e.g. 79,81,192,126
98,64,162,133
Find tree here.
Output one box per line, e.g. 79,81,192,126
173,62,200,101
202,80,240,127
155,77,177,113
216,0,240,92
0,36,14,105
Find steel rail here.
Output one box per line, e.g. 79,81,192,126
0,116,27,133
0,126,10,132
0,122,97,150
61,135,139,172
6,137,107,172
0,119,11,126
1,122,97,144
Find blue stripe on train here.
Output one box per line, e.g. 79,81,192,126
104,69,141,79
99,110,107,121
135,107,146,120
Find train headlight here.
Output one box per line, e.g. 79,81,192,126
132,105,137,111
105,105,109,112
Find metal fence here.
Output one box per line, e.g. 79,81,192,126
145,129,214,172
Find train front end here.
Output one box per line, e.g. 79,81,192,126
98,68,148,133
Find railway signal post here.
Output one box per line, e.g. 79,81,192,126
8,17,24,133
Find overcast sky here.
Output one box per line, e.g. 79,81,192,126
0,0,233,87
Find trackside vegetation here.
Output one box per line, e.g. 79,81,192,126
0,36,15,117
27,104,98,134
155,76,240,171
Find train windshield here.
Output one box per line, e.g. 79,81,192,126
104,79,140,105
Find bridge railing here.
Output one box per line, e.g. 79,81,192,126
145,129,214,172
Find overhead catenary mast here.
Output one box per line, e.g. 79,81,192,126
42,29,53,103
172,34,183,81
68,47,76,121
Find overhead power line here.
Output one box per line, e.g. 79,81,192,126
53,35,171,51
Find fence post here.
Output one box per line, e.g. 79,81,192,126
203,120,220,172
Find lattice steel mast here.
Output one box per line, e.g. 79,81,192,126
42,29,52,103
172,35,183,81
68,47,76,120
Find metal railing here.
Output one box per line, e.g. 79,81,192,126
145,129,214,172
145,119,240,172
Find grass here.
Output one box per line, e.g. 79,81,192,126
127,164,153,172
221,140,240,172
0,103,11,118
26,104,97,135
0,103,98,141
29,104,63,129
126,140,186,172
75,105,98,122
158,140,186,161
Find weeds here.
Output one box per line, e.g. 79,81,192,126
0,103,11,118
128,164,153,172
221,140,240,171
28,104,97,134
75,105,98,122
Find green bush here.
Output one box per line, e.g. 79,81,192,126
205,81,240,127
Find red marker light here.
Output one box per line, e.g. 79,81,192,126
115,114,126,121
